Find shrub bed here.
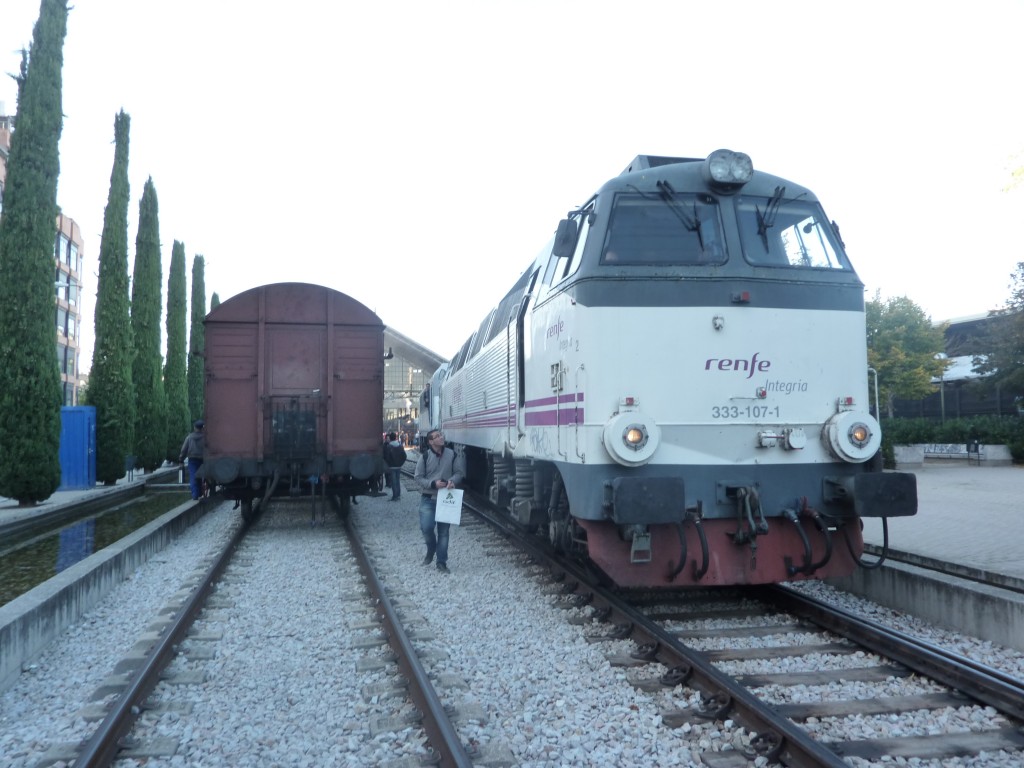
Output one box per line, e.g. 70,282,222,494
880,415,1024,468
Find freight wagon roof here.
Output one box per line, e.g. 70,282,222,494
206,282,384,327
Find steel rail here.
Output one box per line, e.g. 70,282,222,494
72,505,253,766
464,490,1024,765
764,584,1024,722
466,501,849,768
342,512,475,767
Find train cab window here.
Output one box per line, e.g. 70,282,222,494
540,204,593,295
736,195,850,269
562,209,591,281
601,193,724,265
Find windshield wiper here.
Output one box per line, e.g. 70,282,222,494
756,185,786,252
656,179,705,250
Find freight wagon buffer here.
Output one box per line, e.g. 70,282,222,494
203,283,386,520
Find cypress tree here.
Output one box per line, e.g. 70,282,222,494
130,178,166,471
0,0,69,504
187,254,206,421
210,292,220,310
90,111,135,484
164,240,190,461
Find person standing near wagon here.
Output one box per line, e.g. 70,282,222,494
179,420,206,500
414,429,465,572
384,431,407,501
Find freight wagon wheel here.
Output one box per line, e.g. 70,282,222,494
240,499,255,522
329,493,352,521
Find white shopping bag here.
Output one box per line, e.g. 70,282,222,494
435,488,464,525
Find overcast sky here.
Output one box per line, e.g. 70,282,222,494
2,0,1023,369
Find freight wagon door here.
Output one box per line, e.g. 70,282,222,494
330,327,382,453
205,326,260,460
265,327,327,462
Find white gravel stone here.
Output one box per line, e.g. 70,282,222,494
2,492,1024,767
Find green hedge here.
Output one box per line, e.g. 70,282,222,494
880,415,1024,466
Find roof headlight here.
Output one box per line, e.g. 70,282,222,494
704,149,753,189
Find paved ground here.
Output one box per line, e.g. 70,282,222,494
861,463,1024,580
4,463,1022,581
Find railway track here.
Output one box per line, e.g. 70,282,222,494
600,586,1024,765
470,497,1024,766
30,498,487,767
7,479,1024,766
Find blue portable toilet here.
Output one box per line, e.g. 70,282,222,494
59,406,96,490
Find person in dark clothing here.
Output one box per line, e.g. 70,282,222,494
179,420,206,500
413,429,465,572
384,431,407,501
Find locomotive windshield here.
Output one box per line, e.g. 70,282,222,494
601,193,725,265
736,193,849,270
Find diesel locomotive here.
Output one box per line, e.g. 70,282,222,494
422,150,917,588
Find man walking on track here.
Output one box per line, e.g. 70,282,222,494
413,429,465,572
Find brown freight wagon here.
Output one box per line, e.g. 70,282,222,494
202,282,385,519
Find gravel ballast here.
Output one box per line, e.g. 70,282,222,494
2,491,1023,767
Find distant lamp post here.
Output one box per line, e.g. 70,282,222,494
934,353,948,422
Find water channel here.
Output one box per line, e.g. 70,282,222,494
0,491,191,607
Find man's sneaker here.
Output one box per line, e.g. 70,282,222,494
436,562,448,573
422,553,434,565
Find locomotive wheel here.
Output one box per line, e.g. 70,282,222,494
546,469,572,552
549,516,571,553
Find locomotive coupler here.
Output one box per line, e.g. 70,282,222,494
730,487,768,545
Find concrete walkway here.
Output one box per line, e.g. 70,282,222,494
861,464,1024,581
